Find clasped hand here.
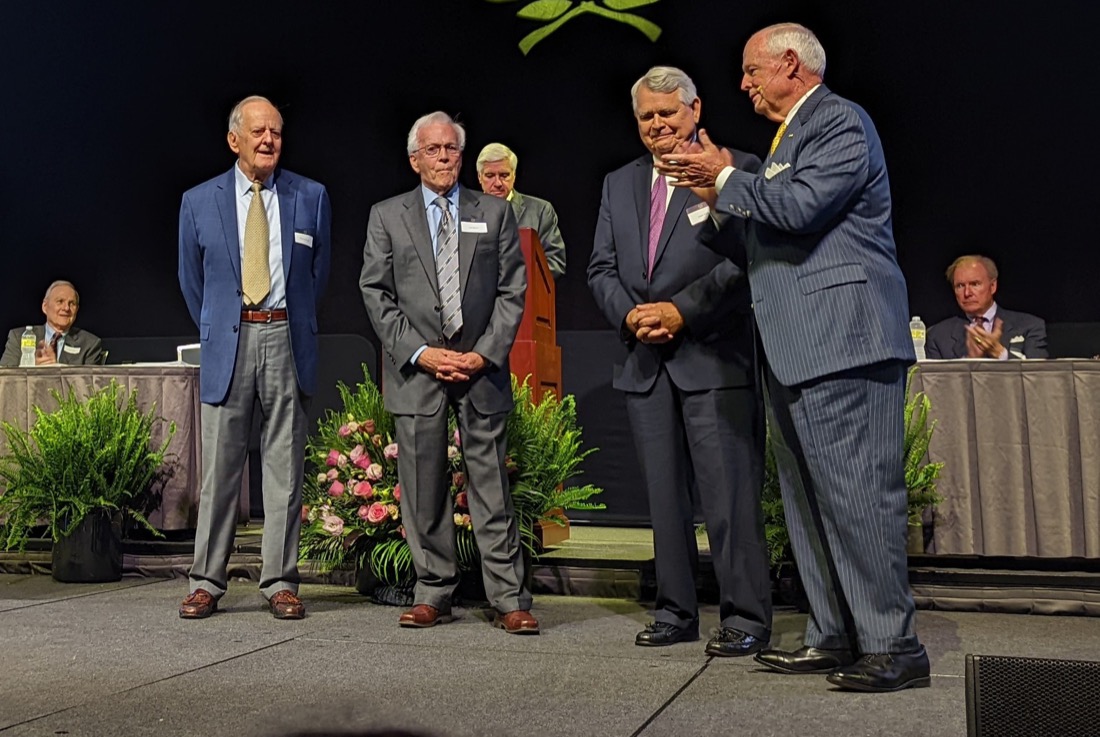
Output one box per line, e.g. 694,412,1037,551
34,340,57,365
417,347,486,382
966,318,1005,359
627,302,684,344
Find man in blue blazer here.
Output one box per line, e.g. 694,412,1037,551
660,24,928,691
588,67,771,657
926,255,1048,359
177,96,331,620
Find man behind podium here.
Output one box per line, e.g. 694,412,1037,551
475,143,566,279
177,95,331,620
587,66,771,656
1,281,103,367
359,112,536,634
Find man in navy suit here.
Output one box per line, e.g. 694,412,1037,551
661,24,929,690
926,255,1047,359
588,66,771,656
177,95,331,620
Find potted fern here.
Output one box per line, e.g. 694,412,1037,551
904,365,945,554
0,381,175,582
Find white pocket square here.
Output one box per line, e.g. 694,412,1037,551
1009,335,1025,343
764,162,791,180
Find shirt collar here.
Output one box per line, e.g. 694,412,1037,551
783,84,822,127
421,184,460,212
234,162,276,197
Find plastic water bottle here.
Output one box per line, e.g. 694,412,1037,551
19,326,36,367
909,316,927,361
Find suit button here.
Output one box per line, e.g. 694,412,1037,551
641,270,647,280
236,289,242,297
232,326,238,333
433,305,441,312
436,337,444,345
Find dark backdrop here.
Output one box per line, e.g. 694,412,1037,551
3,1,1097,522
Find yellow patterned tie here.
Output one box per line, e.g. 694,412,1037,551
242,181,270,306
769,122,788,157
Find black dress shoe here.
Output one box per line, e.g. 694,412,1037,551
635,621,699,647
826,646,931,692
705,628,767,657
754,646,857,674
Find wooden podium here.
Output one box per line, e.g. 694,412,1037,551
509,228,561,402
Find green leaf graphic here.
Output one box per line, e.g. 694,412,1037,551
517,0,573,21
602,0,659,9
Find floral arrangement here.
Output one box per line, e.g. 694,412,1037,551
299,369,604,588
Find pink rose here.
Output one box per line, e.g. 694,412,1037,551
394,483,402,502
322,514,344,536
453,429,461,447
460,514,472,529
364,419,376,434
366,502,389,525
353,481,373,498
357,504,371,520
398,525,406,539
300,505,310,523
338,425,352,438
383,443,399,460
354,455,372,471
455,491,468,509
328,480,345,497
325,449,341,467
372,434,383,446
349,444,365,461
366,463,384,481
452,471,465,489
326,468,339,481
337,453,348,468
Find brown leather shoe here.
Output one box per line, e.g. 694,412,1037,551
179,589,217,619
398,604,453,628
494,609,539,635
268,590,306,620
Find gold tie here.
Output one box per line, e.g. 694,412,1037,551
769,122,788,157
242,180,271,306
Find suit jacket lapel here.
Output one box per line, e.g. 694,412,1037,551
276,169,296,281
633,158,651,266
401,188,439,294
652,187,689,273
458,187,480,297
215,168,241,282
511,191,527,224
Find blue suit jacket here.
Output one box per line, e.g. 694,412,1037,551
714,85,914,386
589,153,760,393
178,166,331,404
926,307,1048,359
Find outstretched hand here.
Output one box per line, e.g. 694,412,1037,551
655,129,731,207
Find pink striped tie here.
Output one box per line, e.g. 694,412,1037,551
647,174,667,281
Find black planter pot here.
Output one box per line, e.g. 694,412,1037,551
51,509,122,583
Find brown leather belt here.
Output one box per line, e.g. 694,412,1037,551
240,308,288,323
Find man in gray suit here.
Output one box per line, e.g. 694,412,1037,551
926,255,1047,359
0,280,103,367
660,24,928,691
588,66,771,656
360,111,537,634
476,143,566,279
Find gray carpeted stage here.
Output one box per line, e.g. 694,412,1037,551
3,569,1100,737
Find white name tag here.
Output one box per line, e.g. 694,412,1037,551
63,344,81,354
294,232,314,247
686,202,710,226
460,221,488,234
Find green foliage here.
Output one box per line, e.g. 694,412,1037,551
761,425,790,568
482,0,663,56
904,365,945,523
0,381,175,550
298,368,605,587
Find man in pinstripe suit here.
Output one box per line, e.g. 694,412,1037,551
659,23,929,691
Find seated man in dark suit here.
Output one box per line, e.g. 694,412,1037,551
476,142,566,279
0,280,104,366
926,255,1047,359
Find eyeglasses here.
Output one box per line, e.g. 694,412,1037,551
415,143,462,158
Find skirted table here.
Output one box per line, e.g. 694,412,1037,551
912,360,1100,557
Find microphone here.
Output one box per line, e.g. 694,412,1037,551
755,66,782,103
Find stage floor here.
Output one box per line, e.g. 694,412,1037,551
2,571,1100,737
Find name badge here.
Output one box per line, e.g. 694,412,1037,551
294,232,314,247
460,221,488,234
63,344,81,354
686,202,710,226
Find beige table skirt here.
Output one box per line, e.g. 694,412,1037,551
0,366,208,530
913,360,1100,557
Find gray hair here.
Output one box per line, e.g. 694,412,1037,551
946,255,999,283
43,280,79,305
476,143,518,175
406,111,466,155
228,95,281,134
630,66,698,115
759,23,827,77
